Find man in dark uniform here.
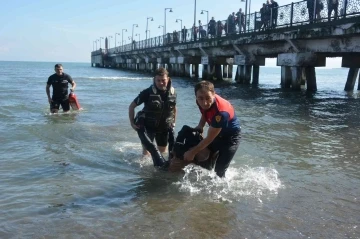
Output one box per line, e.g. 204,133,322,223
183,81,241,177
128,67,177,167
270,0,279,28
46,64,76,113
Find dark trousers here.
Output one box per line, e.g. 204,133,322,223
208,130,241,177
308,7,314,23
272,14,278,27
328,3,338,21
137,127,174,167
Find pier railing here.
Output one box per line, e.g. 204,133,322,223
98,0,360,55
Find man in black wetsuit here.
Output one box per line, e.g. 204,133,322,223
128,67,177,167
46,64,76,113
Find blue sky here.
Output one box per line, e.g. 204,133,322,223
0,0,341,67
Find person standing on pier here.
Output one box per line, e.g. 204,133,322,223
183,81,241,177
128,67,177,167
46,64,76,113
270,0,279,28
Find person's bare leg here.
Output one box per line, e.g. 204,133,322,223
142,145,150,156
157,146,167,154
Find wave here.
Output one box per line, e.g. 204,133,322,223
174,164,283,203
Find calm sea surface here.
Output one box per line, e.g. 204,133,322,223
0,61,359,239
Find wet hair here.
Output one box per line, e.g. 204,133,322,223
54,64,63,69
154,67,169,77
194,81,215,95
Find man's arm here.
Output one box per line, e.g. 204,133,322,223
129,101,139,130
173,106,177,127
46,84,51,104
184,126,221,161
196,115,206,131
70,80,76,91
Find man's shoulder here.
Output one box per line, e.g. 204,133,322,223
48,73,57,78
47,73,57,82
63,73,73,80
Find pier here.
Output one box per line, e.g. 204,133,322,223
91,0,360,91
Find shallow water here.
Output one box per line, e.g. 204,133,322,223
0,61,359,239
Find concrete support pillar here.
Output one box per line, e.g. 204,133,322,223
301,67,306,85
185,64,191,78
179,64,185,77
235,66,240,82
228,65,233,79
237,66,245,84
152,63,157,73
358,73,360,90
252,65,260,85
290,67,302,90
167,64,173,76
344,68,359,91
223,65,228,78
202,65,208,79
215,64,223,81
244,65,252,84
281,66,292,88
173,64,179,76
194,64,199,78
305,67,317,91
207,64,214,80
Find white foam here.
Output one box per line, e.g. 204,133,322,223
114,142,153,168
175,164,283,203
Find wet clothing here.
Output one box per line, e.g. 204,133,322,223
198,94,241,177
137,127,174,167
50,98,70,111
134,84,176,131
47,73,74,100
169,125,218,172
133,84,177,167
199,94,240,137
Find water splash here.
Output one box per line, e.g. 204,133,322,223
175,164,283,203
114,142,153,168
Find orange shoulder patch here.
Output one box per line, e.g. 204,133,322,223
215,115,222,123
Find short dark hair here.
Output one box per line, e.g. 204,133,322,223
154,67,169,77
54,64,63,68
194,81,215,95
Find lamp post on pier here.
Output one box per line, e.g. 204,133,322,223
107,35,113,49
132,24,138,42
243,0,248,32
194,0,196,30
146,17,153,41
99,37,104,49
176,19,182,41
122,29,127,52
176,19,182,33
115,33,120,50
135,33,141,42
164,8,173,36
201,10,209,25
158,25,164,34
